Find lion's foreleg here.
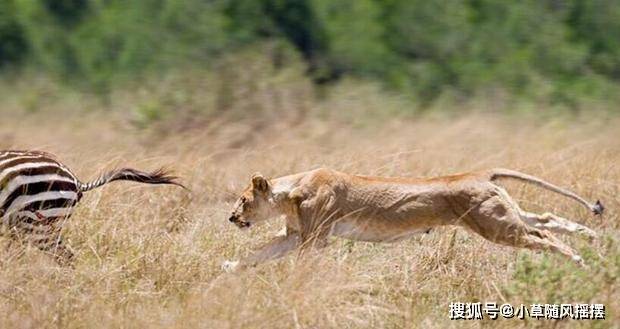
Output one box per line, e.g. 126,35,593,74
297,186,338,250
222,233,300,272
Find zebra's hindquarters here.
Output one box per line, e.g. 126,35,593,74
0,150,81,263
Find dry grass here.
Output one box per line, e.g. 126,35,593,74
0,111,618,329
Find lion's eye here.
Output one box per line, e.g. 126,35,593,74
240,197,247,203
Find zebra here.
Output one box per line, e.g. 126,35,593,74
0,150,185,264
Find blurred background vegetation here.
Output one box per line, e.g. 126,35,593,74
1,0,620,117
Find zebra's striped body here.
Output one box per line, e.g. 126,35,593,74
0,150,183,263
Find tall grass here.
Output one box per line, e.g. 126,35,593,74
0,107,618,328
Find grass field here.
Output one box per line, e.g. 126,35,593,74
0,110,618,328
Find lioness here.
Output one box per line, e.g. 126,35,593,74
223,168,603,271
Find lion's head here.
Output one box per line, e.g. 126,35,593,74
228,173,276,229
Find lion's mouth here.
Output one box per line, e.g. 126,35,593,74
237,222,252,228
229,215,251,228
234,220,251,229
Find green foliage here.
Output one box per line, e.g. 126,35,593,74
1,0,620,110
507,235,619,308
133,99,165,128
312,0,390,76
0,0,27,67
570,0,620,78
9,0,230,91
383,0,472,97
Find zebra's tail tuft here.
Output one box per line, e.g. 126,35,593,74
80,167,187,192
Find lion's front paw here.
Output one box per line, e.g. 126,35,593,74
222,260,240,273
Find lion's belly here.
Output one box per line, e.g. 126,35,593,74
330,218,429,243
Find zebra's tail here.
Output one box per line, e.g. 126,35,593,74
79,168,187,192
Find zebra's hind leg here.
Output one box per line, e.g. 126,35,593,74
33,229,75,266
42,236,75,266
11,214,75,266
31,211,75,265
26,231,74,265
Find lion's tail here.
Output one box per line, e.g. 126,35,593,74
488,168,603,215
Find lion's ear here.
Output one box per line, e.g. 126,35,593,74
251,173,270,192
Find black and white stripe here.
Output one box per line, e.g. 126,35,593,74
0,150,184,263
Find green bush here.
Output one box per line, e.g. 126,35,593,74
0,0,27,67
1,0,620,111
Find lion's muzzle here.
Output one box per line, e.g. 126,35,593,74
228,215,251,228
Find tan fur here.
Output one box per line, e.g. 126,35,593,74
224,168,602,271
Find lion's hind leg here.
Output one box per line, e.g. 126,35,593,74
518,211,597,239
493,186,597,239
464,195,584,265
517,227,585,265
